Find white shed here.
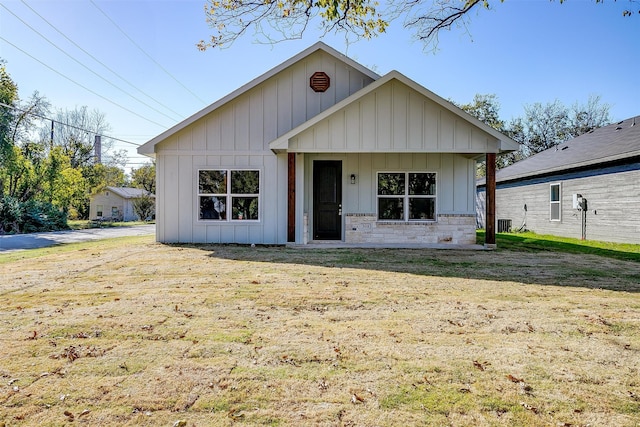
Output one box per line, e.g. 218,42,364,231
89,186,154,222
138,42,518,246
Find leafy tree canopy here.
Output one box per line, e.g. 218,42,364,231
461,93,611,177
131,162,156,194
198,0,638,50
0,59,129,225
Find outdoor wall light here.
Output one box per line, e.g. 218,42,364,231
350,174,356,184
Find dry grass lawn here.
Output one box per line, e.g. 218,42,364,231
1,235,639,426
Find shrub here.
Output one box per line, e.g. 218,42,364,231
0,196,22,234
0,196,68,234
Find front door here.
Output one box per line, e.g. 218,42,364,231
313,160,342,240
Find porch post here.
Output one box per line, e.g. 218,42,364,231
287,153,295,242
485,152,496,246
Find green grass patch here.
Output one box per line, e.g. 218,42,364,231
380,384,475,414
477,230,640,262
68,220,154,230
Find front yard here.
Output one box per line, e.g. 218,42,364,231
1,235,639,426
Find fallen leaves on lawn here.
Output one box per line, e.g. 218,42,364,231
473,360,490,371
49,345,112,362
520,401,539,414
228,408,244,420
506,374,523,383
506,374,533,395
351,393,365,404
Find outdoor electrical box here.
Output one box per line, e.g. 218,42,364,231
573,194,582,210
573,194,587,211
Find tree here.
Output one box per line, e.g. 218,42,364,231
458,94,505,132
456,94,521,176
10,91,50,147
132,194,155,221
512,95,610,157
37,106,126,170
0,60,131,228
0,61,19,197
131,162,156,194
459,93,610,177
198,0,638,50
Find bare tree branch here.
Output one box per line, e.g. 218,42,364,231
197,0,639,50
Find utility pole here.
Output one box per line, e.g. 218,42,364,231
94,135,102,164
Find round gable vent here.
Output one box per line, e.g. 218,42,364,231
310,71,330,92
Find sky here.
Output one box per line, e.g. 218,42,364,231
1,0,638,173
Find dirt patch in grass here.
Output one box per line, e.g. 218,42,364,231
1,237,639,426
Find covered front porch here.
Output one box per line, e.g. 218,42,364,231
269,71,516,248
282,151,492,247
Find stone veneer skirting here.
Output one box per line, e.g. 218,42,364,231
344,213,476,245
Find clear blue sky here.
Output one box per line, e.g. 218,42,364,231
1,0,638,172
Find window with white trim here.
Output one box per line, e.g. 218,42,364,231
550,183,561,221
198,170,260,221
377,172,436,221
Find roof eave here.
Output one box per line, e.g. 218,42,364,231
269,70,519,153
138,42,380,156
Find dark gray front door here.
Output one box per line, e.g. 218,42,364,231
313,161,342,240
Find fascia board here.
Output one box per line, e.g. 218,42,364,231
270,70,519,153
138,42,380,156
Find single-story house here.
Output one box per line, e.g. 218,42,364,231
138,42,518,246
476,115,640,244
89,186,155,222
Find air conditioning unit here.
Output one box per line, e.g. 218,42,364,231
497,219,512,233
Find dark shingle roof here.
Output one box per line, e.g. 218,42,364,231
107,187,154,199
493,115,640,183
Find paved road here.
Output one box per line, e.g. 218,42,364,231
0,225,155,252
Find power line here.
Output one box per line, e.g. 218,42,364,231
0,36,167,129
20,0,185,122
89,0,207,105
0,3,179,125
0,101,141,146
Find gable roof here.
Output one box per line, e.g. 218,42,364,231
138,42,380,156
490,115,640,184
269,70,519,154
106,187,154,199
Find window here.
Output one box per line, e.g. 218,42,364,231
550,183,561,221
96,205,103,217
377,172,436,221
198,170,260,221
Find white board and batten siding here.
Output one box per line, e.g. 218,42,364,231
287,78,498,155
302,152,477,216
153,50,375,243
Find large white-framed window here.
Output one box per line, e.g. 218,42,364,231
198,169,260,221
377,172,437,221
550,183,561,221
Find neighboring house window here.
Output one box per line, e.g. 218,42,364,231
97,205,103,217
112,207,119,218
377,172,436,221
550,183,561,221
198,170,260,221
